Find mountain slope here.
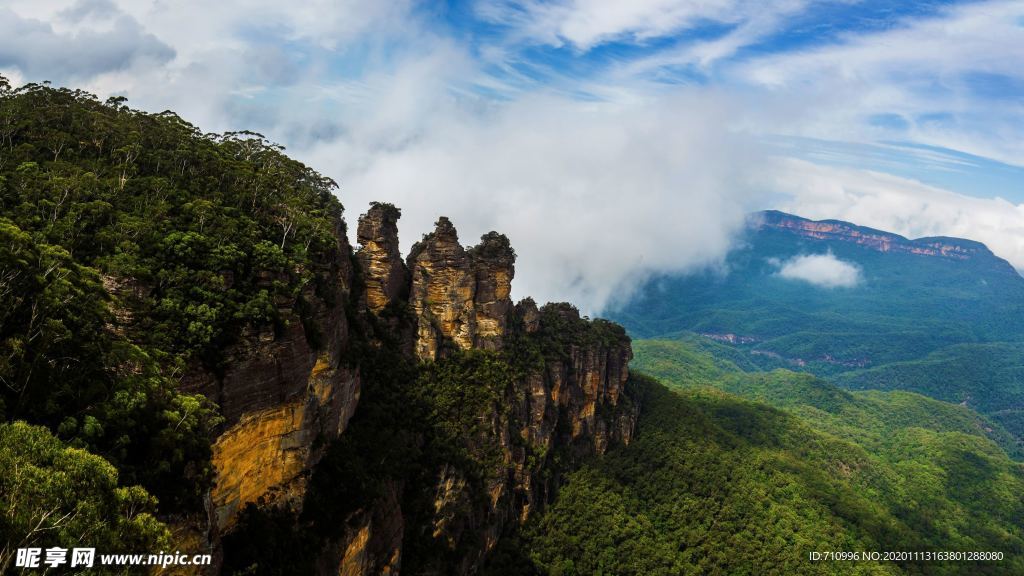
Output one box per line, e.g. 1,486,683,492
633,337,1022,459
497,375,1024,575
835,343,1024,440
609,211,1024,441
614,211,1024,350
491,341,1024,575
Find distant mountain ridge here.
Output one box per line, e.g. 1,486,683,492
753,210,1018,274
610,209,1024,446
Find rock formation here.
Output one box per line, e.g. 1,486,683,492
357,203,408,313
325,220,634,576
406,218,516,360
468,232,516,351
326,299,636,576
194,208,636,575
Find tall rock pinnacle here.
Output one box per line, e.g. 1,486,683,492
356,202,408,313
406,217,516,360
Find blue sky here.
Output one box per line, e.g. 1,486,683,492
439,0,971,89
2,0,1024,309
429,0,1024,199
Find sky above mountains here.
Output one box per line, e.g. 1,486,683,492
3,0,1024,310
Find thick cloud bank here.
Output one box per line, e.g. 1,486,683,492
311,91,762,313
775,252,862,288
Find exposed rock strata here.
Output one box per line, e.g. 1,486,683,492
180,217,360,536
755,210,1005,263
469,304,636,570
326,300,636,576
357,203,408,313
406,218,516,360
189,209,636,575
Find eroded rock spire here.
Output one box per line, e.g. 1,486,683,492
406,217,516,360
356,202,408,313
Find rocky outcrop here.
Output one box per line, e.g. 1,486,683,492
197,209,635,576
540,306,634,454
320,481,405,576
406,218,516,360
357,203,408,313
406,217,475,360
315,216,636,576
515,297,541,334
468,232,516,351
203,347,360,531
399,302,637,575
503,302,636,521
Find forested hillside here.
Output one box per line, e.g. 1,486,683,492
487,341,1024,575
835,343,1024,439
0,79,352,566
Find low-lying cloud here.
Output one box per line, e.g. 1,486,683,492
775,252,862,288
311,88,763,313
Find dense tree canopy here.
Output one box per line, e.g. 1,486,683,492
0,421,169,573
0,78,345,512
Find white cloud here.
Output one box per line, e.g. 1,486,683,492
739,1,1024,89
775,252,861,288
2,0,423,133
0,5,174,80
0,0,766,314
304,88,763,312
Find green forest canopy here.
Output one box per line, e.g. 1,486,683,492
0,78,345,526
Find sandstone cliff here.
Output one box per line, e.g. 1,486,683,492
406,219,516,360
326,218,635,576
202,208,636,576
325,301,636,576
755,210,1012,266
178,216,362,546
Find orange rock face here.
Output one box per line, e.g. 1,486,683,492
206,350,361,532
356,203,408,313
406,218,516,360
179,216,361,536
756,211,987,261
